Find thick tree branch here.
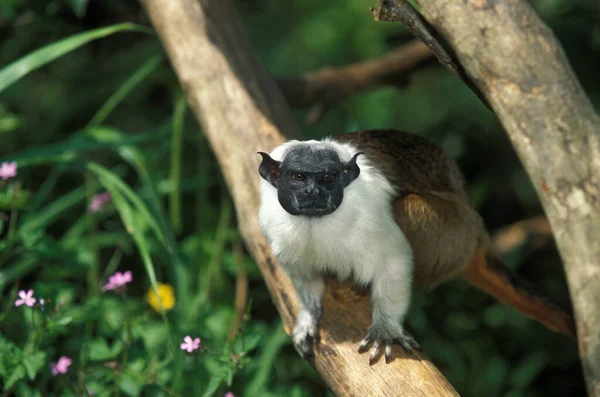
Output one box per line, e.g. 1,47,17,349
371,0,491,110
410,1,600,395
138,0,458,395
277,40,433,122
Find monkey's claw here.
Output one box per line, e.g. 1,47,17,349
292,317,319,359
358,325,421,365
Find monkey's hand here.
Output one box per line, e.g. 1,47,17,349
358,321,420,365
292,310,320,359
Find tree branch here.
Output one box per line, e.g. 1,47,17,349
371,0,491,110
138,0,458,395
492,216,553,255
411,1,600,395
277,40,434,122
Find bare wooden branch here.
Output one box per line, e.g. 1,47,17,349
492,216,553,255
371,0,491,110
138,0,458,395
277,40,433,122
412,1,600,395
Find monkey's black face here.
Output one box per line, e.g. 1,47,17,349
258,145,362,217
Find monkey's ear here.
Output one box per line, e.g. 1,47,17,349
342,152,363,186
258,152,281,188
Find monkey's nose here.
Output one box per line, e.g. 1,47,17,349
304,187,321,196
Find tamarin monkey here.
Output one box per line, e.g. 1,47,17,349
257,129,575,364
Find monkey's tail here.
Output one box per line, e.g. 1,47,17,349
464,248,576,337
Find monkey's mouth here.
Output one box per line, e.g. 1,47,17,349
298,198,329,210
294,199,336,217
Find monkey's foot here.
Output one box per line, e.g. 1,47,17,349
292,314,319,359
358,323,420,365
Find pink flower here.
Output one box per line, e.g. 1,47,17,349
180,335,201,352
50,356,72,375
102,271,132,292
88,192,111,213
224,393,235,397
0,162,17,180
15,289,36,307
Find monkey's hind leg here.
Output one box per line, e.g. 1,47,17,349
464,248,576,337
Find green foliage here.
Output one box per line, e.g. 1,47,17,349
1,0,595,396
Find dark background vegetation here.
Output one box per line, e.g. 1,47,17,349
1,0,598,396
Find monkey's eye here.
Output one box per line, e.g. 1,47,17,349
321,173,336,183
293,173,307,181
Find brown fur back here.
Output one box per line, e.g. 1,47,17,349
335,130,484,286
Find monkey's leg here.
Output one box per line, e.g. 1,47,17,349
291,276,325,358
395,192,576,337
358,258,420,364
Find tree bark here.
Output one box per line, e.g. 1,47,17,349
413,1,600,395
138,0,458,395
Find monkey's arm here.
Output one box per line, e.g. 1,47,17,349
290,275,325,358
359,257,420,364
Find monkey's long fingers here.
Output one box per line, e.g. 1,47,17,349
369,340,382,365
358,335,372,353
385,344,393,363
394,334,422,354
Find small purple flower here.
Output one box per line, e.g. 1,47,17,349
102,271,132,292
224,393,235,397
50,356,72,375
180,335,201,352
15,289,36,307
88,191,111,213
0,161,17,180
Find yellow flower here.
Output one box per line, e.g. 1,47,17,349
145,283,175,313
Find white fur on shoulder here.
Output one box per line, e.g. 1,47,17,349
258,138,414,289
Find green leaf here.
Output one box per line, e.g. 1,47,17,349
5,365,25,389
88,339,123,361
202,371,227,397
134,322,168,353
22,351,47,380
118,373,144,397
0,23,152,94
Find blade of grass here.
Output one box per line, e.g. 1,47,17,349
87,164,175,355
27,164,68,213
0,125,169,165
0,255,38,293
18,186,87,238
85,162,165,245
0,23,153,93
87,54,164,127
117,146,190,317
245,323,289,396
169,93,186,234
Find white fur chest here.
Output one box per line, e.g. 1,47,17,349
258,139,414,286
